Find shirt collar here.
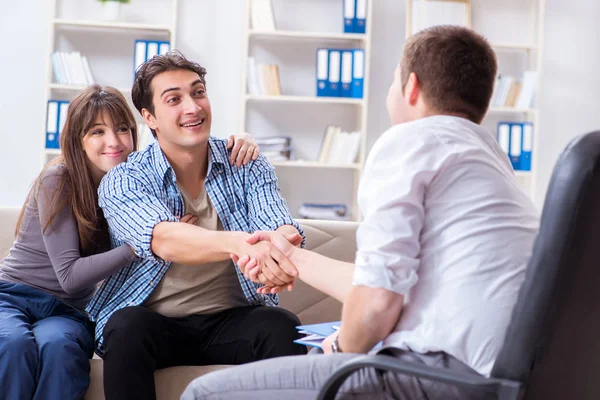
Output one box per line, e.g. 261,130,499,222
148,137,228,182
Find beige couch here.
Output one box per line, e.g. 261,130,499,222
0,207,358,400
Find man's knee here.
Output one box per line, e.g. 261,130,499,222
251,307,306,356
103,306,161,350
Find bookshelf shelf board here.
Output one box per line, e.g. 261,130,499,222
49,84,131,93
491,42,538,51
272,161,361,170
246,95,364,106
53,19,172,33
44,149,62,155
488,107,537,114
249,30,367,42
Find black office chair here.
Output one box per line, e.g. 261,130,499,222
317,131,600,400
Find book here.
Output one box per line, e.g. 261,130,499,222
294,321,340,348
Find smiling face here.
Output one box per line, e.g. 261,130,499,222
81,110,134,184
142,69,212,151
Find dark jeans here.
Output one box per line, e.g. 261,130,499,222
102,305,307,400
0,281,95,400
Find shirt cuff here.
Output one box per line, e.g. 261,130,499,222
136,214,178,265
268,217,306,248
352,253,419,295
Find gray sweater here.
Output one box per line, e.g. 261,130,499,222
0,166,137,310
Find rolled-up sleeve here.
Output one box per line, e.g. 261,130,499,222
246,156,305,246
98,168,178,263
353,127,445,295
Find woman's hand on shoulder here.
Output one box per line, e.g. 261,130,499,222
227,133,260,168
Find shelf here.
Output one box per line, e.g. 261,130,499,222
44,149,61,155
53,19,172,34
246,95,364,106
488,107,536,114
49,84,132,93
272,161,361,170
249,30,367,42
491,42,538,51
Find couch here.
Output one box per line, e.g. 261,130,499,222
0,207,358,400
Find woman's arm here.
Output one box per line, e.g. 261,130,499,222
37,175,137,294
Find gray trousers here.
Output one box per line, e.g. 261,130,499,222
181,348,492,400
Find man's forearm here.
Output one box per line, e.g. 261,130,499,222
289,249,354,303
337,286,404,354
152,221,249,264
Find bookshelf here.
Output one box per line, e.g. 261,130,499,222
405,0,545,201
240,0,373,222
42,0,179,166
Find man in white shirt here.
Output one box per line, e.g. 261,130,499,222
181,25,539,400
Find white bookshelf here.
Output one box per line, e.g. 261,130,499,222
248,30,368,42
240,0,373,222
405,0,545,201
245,94,365,106
42,0,179,164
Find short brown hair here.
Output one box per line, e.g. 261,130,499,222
131,50,207,136
401,25,497,124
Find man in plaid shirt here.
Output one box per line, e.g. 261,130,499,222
86,51,306,400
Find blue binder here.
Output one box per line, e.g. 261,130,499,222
343,0,356,33
316,48,329,97
509,123,523,170
497,122,511,159
521,122,533,171
340,50,353,97
354,0,367,34
45,100,59,149
133,40,148,79
327,50,342,97
46,100,69,149
351,49,364,98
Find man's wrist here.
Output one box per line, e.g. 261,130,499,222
331,334,343,353
226,231,251,255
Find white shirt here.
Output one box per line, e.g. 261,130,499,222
354,116,539,376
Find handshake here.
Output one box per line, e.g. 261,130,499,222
231,230,303,295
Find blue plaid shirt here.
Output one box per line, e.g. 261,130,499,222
86,137,303,353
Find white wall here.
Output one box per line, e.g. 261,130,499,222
1,0,599,211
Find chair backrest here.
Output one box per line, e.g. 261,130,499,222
491,131,600,399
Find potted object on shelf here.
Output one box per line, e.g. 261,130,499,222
98,0,130,22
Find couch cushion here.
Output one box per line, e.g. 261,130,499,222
86,359,230,400
0,207,20,259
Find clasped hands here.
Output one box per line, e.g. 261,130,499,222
231,231,302,295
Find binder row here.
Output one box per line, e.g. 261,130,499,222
316,49,364,99
497,122,533,171
133,40,171,79
343,0,367,33
46,100,70,150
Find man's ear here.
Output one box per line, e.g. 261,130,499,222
142,108,157,130
404,72,421,107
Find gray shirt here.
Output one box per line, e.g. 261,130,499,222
0,165,137,310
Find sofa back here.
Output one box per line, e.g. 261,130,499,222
0,207,20,259
0,207,356,323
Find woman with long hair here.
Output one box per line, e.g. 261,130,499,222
0,85,260,400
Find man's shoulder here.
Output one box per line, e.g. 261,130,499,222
100,145,161,190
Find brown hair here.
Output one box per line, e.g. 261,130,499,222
401,25,497,124
131,50,207,137
16,85,138,255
